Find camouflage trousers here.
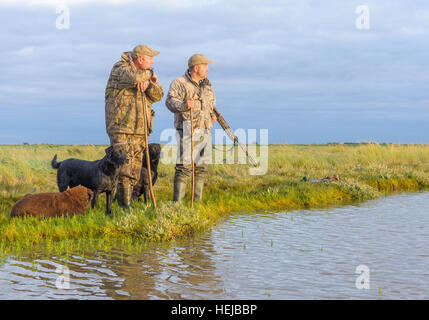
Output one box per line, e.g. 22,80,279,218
174,128,212,182
108,132,146,188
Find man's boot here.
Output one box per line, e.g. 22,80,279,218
194,176,205,201
117,184,132,209
173,175,187,202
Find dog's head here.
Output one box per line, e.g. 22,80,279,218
105,146,127,167
65,185,93,202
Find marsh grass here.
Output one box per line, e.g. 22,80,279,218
1,143,429,252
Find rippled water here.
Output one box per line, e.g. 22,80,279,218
1,192,429,299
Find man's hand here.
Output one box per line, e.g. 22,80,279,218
186,93,198,110
186,98,194,110
150,74,158,83
211,115,217,123
137,80,150,92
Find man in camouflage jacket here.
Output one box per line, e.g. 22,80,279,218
165,54,217,202
105,44,164,208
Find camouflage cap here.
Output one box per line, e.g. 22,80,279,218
188,54,214,68
132,44,160,58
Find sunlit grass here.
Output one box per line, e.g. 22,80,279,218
1,143,429,252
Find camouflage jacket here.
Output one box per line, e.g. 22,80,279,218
105,52,164,136
165,71,216,130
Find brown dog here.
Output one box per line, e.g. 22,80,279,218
10,185,93,218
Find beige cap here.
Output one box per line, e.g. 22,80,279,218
132,44,160,57
188,54,214,68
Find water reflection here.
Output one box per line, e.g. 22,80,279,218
1,191,429,299
0,236,227,299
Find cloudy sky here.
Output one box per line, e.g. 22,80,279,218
0,0,428,144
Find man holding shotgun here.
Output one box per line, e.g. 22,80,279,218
166,54,217,203
105,44,164,209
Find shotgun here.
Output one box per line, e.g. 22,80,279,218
212,106,258,167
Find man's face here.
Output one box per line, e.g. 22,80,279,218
194,64,209,79
137,55,154,70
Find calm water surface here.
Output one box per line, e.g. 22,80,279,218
1,191,429,299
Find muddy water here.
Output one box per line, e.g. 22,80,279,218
1,192,429,299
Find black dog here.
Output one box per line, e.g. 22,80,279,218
51,146,126,214
132,143,161,203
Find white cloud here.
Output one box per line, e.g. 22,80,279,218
12,46,35,56
0,0,222,8
0,0,135,7
399,26,426,36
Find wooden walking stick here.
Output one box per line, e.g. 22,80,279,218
190,99,195,209
140,90,157,209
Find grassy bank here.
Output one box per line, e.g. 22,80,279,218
1,143,429,253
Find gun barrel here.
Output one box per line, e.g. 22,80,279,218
213,106,258,167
